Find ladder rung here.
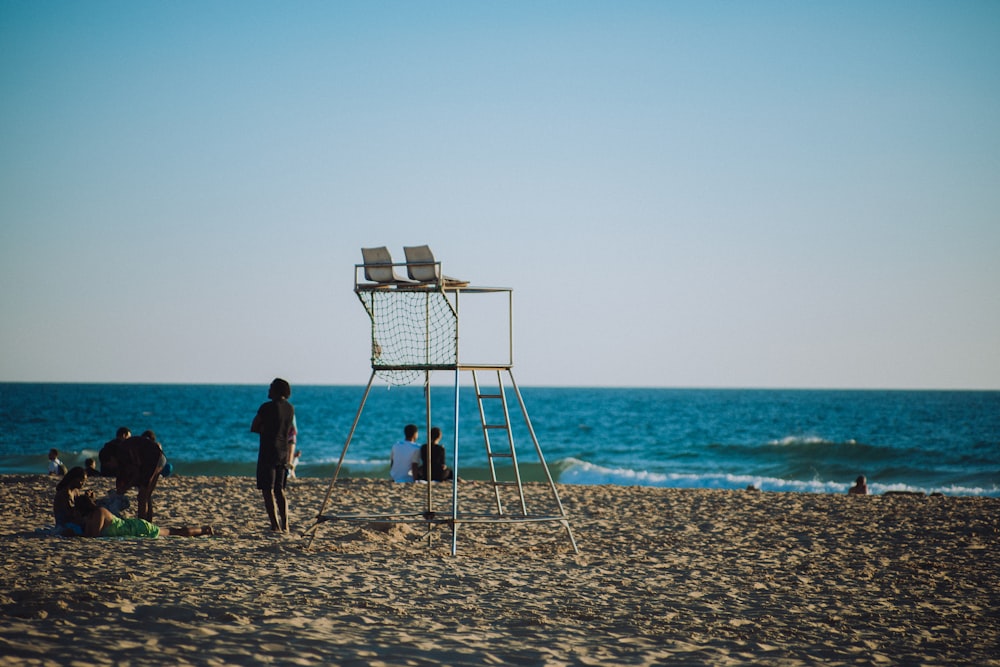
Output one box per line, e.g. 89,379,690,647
492,481,519,487
484,424,509,430
488,452,514,459
478,393,503,399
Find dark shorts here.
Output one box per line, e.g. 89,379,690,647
256,463,287,492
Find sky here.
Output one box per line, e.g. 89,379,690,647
1,1,998,389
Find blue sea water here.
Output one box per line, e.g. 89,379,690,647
1,383,997,497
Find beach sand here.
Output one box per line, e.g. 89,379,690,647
1,474,997,666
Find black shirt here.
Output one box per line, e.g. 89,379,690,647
253,398,295,467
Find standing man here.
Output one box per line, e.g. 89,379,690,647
99,426,131,478
251,378,296,532
115,430,166,522
389,424,421,483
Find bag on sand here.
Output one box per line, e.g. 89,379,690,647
96,491,130,516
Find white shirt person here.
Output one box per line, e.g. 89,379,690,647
389,424,421,483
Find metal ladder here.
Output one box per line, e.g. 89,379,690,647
472,369,529,516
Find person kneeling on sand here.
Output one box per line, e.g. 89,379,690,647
849,475,869,495
77,495,212,538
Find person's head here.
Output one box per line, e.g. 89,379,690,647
140,430,157,442
404,424,418,441
430,427,442,443
116,427,131,440
84,458,97,470
267,378,291,400
855,475,866,486
57,466,87,491
48,448,58,460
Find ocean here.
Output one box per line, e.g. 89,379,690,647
1,383,997,497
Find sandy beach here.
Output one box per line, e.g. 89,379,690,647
1,474,998,666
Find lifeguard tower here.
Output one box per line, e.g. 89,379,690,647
305,245,578,555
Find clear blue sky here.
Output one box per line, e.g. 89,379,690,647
2,1,998,389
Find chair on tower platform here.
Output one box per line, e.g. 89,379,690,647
403,245,469,287
359,247,419,287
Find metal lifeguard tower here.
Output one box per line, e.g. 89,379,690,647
305,246,578,555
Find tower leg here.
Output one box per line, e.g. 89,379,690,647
305,371,376,548
508,370,580,554
451,368,460,555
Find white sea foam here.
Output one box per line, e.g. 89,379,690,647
557,459,999,496
768,435,830,446
307,455,385,470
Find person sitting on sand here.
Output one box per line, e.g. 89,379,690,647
412,426,454,482
48,449,67,476
76,495,212,538
84,458,101,478
53,466,91,535
389,424,421,483
849,475,869,495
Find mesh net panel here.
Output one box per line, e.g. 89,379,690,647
357,289,458,386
